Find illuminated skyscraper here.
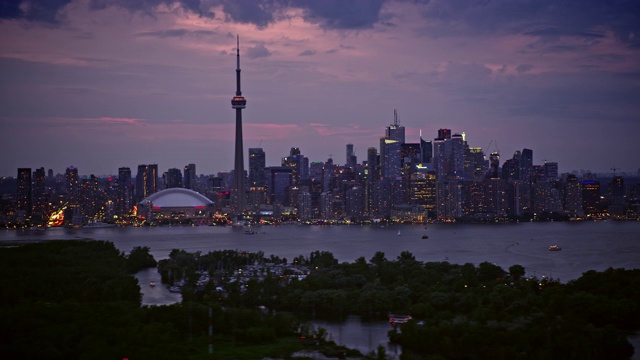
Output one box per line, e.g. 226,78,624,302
17,168,32,217
231,35,247,217
65,166,79,206
136,164,157,202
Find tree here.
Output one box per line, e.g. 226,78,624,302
509,264,525,281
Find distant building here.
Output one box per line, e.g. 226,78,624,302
136,164,158,202
184,163,196,190
581,180,600,215
17,168,32,218
165,168,183,189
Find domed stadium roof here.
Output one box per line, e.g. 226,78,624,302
139,188,214,208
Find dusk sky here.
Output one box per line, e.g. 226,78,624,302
1,0,639,178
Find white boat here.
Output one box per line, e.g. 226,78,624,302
397,230,401,236
548,245,562,251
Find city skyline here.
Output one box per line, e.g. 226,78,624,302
1,0,639,177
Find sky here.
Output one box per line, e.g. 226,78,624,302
1,0,639,178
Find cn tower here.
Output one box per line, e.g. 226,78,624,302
231,35,247,218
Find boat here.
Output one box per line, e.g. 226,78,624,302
244,228,256,235
421,234,429,239
389,314,412,326
548,245,562,251
397,230,401,236
149,281,156,287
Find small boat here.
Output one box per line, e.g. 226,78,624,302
244,229,255,235
421,234,429,239
149,281,156,287
548,245,562,251
397,230,401,236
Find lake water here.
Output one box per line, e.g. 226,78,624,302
3,221,640,357
4,221,640,282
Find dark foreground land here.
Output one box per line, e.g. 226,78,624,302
1,240,639,359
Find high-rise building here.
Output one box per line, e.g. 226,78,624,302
438,128,452,140
564,174,583,217
184,164,196,190
166,168,183,188
65,166,79,206
297,191,312,221
451,134,465,178
231,35,247,217
135,164,157,202
248,148,266,210
17,168,32,217
249,148,266,188
386,109,405,143
543,162,558,180
118,167,133,214
32,167,47,220
266,167,292,205
420,137,433,164
609,176,625,216
282,147,308,186
365,147,378,214
346,144,357,169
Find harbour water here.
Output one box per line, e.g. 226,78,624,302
4,220,640,282
3,221,640,356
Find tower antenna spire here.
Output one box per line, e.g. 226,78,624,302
235,35,242,96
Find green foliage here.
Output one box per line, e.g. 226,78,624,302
125,245,158,273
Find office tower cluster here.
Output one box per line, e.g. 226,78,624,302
3,38,639,227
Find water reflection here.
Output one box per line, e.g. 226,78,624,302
312,315,401,357
135,267,181,306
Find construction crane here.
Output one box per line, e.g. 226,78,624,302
485,139,500,156
611,167,618,176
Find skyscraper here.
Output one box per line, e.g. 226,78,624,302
118,167,133,214
166,168,183,188
231,35,247,217
135,164,157,202
17,168,32,217
184,163,196,190
346,144,357,169
65,166,79,206
249,148,266,211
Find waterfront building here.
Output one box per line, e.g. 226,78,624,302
118,167,133,214
608,176,625,216
564,174,584,217
137,188,215,224
297,191,312,221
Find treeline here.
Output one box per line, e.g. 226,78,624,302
0,241,308,359
3,241,639,359
162,249,640,359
